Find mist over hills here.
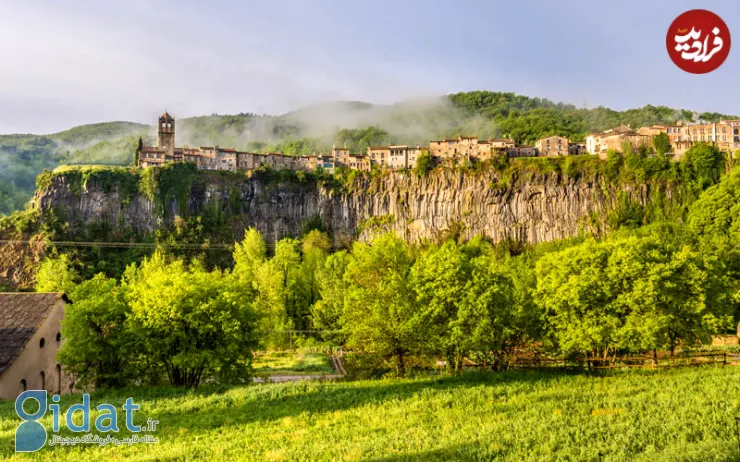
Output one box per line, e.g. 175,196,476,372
0,91,736,215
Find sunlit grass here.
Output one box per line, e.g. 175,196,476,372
252,351,334,376
1,367,740,461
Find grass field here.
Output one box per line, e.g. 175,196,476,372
2,367,740,461
252,351,335,376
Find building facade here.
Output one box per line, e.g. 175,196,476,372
140,113,739,174
535,135,569,157
585,126,651,158
0,293,74,400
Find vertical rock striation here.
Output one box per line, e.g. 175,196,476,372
35,168,654,246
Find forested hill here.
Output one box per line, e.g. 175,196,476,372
0,91,736,215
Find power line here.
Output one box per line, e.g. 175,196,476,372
0,240,346,251
0,240,234,250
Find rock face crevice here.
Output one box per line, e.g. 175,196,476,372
36,169,651,246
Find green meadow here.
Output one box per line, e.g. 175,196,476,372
252,351,335,376
2,367,740,461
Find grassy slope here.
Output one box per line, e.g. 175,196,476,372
1,367,740,461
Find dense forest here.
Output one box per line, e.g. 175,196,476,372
1,91,735,215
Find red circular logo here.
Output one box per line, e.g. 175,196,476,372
666,9,731,74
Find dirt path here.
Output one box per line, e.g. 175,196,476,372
253,374,340,383
252,353,347,383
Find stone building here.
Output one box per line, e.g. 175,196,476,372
568,143,587,155
387,145,410,169
535,135,569,157
585,126,650,158
146,113,723,175
158,112,175,157
332,147,370,171
429,136,485,159
508,145,537,158
0,293,73,400
364,145,422,170
367,146,390,167
633,120,740,157
407,146,425,168
332,147,352,168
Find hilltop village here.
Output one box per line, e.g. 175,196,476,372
138,112,740,172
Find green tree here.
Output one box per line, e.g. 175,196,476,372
57,274,133,388
232,228,267,288
652,132,671,157
312,250,350,345
684,142,725,190
342,234,419,375
124,253,258,387
536,236,732,361
134,137,143,166
413,151,434,176
35,254,80,294
687,168,740,240
410,241,471,371
300,230,331,316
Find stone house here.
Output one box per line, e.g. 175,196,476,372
508,145,537,158
367,146,390,167
0,293,73,400
535,136,569,157
387,145,410,169
407,146,425,168
347,155,371,172
568,143,587,155
585,126,650,158
429,136,481,159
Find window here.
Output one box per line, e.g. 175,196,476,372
39,338,45,348
56,364,62,394
40,371,45,390
20,379,27,392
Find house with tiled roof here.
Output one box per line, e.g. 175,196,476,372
0,292,73,400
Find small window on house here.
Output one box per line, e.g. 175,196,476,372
20,379,27,392
56,332,61,342
55,364,62,394
39,338,45,348
40,371,45,390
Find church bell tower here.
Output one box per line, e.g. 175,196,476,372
158,112,175,156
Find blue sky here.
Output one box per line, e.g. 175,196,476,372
0,0,738,133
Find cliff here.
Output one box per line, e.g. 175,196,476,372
33,163,671,247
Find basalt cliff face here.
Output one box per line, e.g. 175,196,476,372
34,168,661,246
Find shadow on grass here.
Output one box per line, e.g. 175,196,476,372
0,369,575,457
365,442,740,462
146,369,566,433
365,441,505,462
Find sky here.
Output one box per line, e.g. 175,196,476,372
0,0,739,134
